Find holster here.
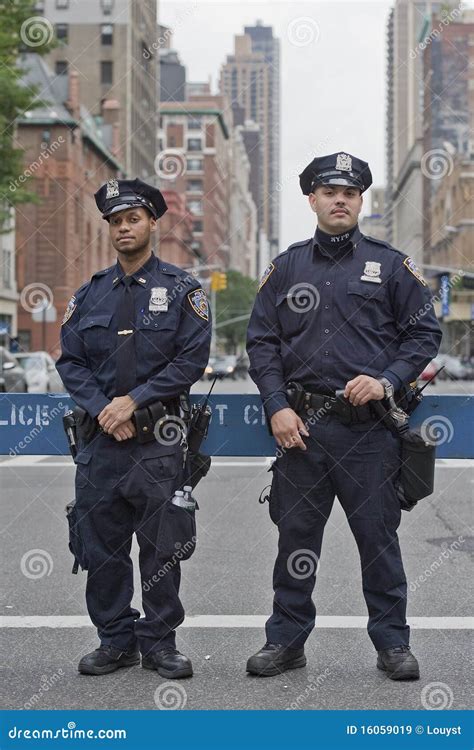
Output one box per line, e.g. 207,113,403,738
397,430,436,511
133,401,168,443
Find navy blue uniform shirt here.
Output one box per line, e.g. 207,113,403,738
246,227,442,418
57,253,211,417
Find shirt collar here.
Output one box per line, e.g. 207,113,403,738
112,252,158,287
312,225,362,259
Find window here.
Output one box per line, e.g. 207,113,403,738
100,61,113,85
193,220,203,233
101,0,114,14
56,0,69,8
188,200,203,215
101,24,113,45
188,117,202,130
187,157,203,172
2,249,12,289
187,138,202,152
55,23,68,42
55,60,68,76
187,179,203,193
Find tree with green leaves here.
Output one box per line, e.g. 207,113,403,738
215,269,258,353
0,0,55,228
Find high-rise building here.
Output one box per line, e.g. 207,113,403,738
158,26,186,103
244,21,280,255
14,55,122,355
359,187,387,242
39,0,158,180
220,24,280,263
385,0,444,262
158,94,232,270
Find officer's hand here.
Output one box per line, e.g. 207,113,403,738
270,408,309,450
344,375,384,406
111,419,136,441
98,396,137,434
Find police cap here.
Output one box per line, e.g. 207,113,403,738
94,178,168,220
299,152,372,195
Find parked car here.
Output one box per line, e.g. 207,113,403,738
14,351,65,393
0,348,28,392
434,354,470,381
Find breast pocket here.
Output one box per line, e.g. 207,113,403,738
78,314,113,358
276,288,316,336
136,313,178,366
346,280,387,326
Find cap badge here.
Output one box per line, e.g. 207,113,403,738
336,153,352,172
106,179,120,199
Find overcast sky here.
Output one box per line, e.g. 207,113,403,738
160,0,392,250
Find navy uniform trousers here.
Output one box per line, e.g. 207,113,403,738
266,414,409,651
74,432,185,657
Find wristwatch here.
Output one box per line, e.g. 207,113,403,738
377,377,394,400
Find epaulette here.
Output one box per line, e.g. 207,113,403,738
91,265,115,279
363,234,405,257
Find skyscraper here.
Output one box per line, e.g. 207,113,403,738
39,0,158,180
220,22,280,268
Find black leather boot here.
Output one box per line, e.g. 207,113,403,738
377,645,420,680
142,648,193,679
78,644,140,675
246,642,306,677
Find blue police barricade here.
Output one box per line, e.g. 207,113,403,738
0,393,472,458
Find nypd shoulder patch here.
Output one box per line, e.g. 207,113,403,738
61,295,77,325
187,288,209,321
258,262,275,291
403,257,426,286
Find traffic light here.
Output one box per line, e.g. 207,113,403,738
210,272,227,291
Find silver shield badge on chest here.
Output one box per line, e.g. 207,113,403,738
361,261,382,283
149,286,169,312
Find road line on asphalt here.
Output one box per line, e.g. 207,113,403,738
1,459,472,468
1,615,471,629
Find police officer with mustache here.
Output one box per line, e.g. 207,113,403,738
246,153,442,680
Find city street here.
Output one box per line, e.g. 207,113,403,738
1,378,472,711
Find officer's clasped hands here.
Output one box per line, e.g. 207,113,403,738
344,375,385,406
98,395,137,435
270,407,310,450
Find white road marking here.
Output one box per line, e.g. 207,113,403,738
0,615,471,629
0,458,472,468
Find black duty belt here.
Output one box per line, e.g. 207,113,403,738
286,383,374,425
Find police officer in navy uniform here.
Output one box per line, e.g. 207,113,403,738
56,178,211,678
246,153,442,680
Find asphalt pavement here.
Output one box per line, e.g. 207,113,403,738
0,378,472,711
